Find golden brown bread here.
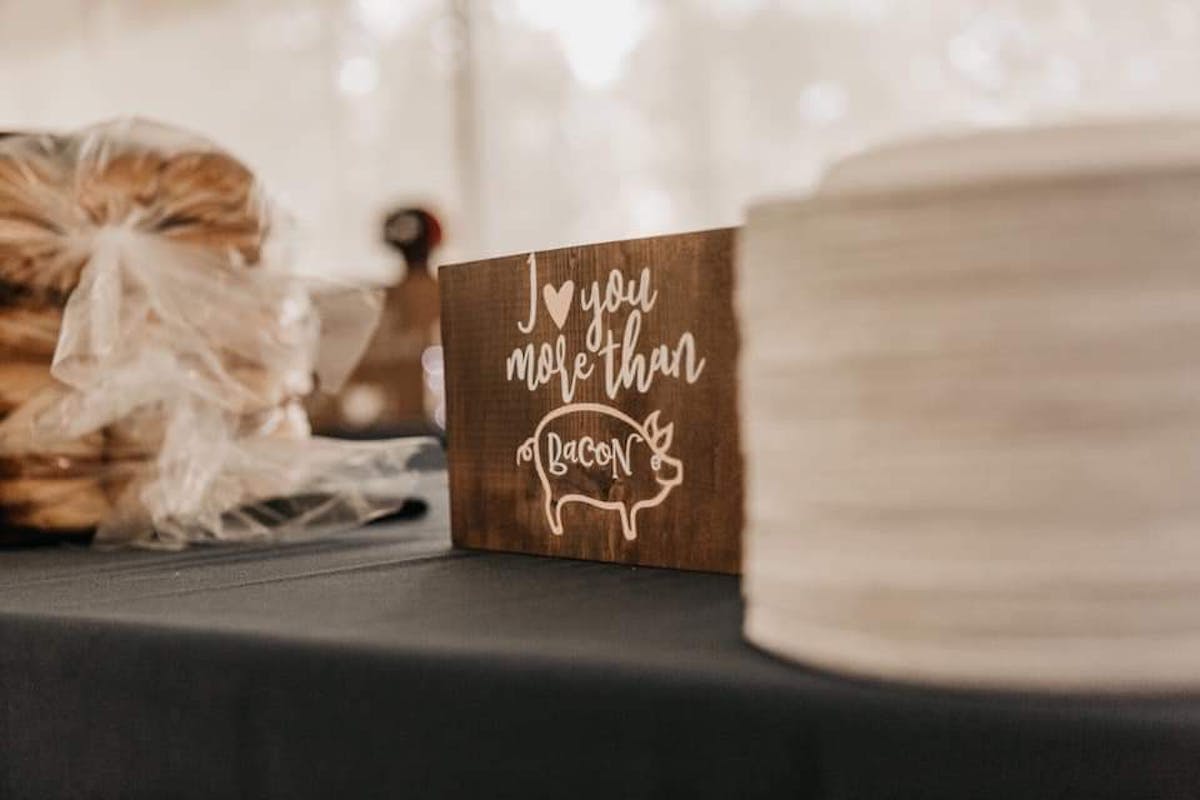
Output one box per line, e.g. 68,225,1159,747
0,475,111,531
0,147,83,303
159,151,256,214
0,441,134,533
0,145,70,212
0,361,57,418
76,149,166,225
0,302,62,359
0,127,305,541
156,152,264,263
0,138,268,307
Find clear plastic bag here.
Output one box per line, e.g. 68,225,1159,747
0,118,437,548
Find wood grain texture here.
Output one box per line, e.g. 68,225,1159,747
441,228,742,573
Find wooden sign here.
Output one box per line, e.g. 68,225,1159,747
440,228,742,574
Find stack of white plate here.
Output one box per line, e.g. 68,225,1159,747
739,119,1200,690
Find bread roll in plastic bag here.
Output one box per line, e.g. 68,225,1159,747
0,118,438,548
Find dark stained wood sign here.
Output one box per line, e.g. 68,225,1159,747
440,228,742,574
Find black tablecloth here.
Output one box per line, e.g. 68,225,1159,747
2,474,1199,799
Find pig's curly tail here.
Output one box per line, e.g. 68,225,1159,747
516,436,536,465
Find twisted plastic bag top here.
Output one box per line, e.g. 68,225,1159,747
0,119,437,548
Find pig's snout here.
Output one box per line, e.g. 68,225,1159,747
652,452,683,488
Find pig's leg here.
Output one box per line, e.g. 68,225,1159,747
546,496,565,535
618,506,636,541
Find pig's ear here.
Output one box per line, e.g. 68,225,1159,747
644,411,674,451
656,422,675,452
643,410,662,437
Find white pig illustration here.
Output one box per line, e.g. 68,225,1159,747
516,403,683,541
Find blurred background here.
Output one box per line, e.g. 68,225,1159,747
5,0,1200,281
6,0,1200,434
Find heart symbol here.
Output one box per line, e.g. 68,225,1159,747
542,280,575,330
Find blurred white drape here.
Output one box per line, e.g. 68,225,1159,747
3,0,1199,279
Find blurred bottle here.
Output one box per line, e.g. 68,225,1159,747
310,207,444,437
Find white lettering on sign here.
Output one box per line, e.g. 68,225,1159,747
597,310,705,397
517,252,538,334
505,335,593,402
507,253,706,405
508,252,703,539
581,267,658,351
545,430,641,479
